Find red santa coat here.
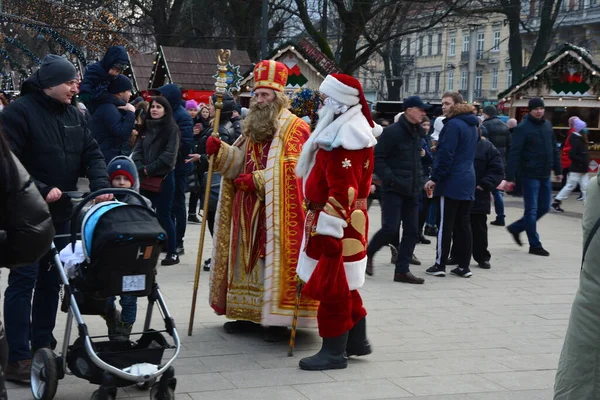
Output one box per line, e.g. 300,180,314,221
296,104,380,293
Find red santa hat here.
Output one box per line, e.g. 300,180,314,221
319,73,382,136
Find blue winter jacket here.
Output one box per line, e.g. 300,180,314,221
79,46,129,100
90,94,136,163
157,84,194,174
505,113,562,181
430,104,479,200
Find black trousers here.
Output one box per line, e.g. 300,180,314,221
436,197,473,269
367,191,418,273
450,213,489,264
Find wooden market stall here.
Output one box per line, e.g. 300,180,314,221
238,39,342,107
498,43,600,171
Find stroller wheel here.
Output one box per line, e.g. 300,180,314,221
30,348,58,400
150,382,174,400
90,389,116,400
136,378,156,390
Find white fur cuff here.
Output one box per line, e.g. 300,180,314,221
316,212,347,238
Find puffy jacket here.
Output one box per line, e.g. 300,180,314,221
79,46,129,102
430,104,479,200
482,116,510,165
131,118,180,178
90,95,136,163
374,114,424,197
0,152,55,268
1,79,109,222
554,171,600,399
569,133,589,173
561,128,574,170
506,113,561,181
471,138,504,214
157,84,194,174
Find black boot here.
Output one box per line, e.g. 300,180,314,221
299,332,348,371
346,317,372,357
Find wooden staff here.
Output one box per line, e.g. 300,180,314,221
288,277,304,356
188,49,231,336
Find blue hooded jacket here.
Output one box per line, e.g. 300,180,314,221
79,46,129,103
430,104,479,200
90,94,136,163
157,84,194,174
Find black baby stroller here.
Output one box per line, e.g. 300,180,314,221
30,189,181,400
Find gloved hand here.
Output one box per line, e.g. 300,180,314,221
206,136,222,156
319,235,343,257
234,173,257,193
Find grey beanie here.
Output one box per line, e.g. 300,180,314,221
36,55,78,89
482,105,497,117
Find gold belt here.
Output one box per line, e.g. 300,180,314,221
304,198,368,211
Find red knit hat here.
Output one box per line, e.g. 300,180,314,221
319,74,378,130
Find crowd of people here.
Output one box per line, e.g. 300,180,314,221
0,44,594,398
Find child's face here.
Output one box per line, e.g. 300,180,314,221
188,108,198,118
108,67,122,77
111,175,133,188
421,122,430,131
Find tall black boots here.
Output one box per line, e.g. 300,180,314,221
299,332,349,371
346,317,372,357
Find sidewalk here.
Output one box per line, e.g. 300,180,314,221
5,194,584,399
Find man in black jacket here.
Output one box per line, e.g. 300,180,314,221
505,98,562,256
366,96,428,284
0,55,110,381
482,105,510,226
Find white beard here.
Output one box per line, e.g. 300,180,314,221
296,102,338,178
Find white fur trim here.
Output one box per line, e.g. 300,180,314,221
316,212,347,238
320,75,360,107
372,123,383,137
316,105,378,151
297,251,366,290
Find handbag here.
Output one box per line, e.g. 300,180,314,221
140,176,165,193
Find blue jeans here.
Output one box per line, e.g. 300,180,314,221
172,171,188,247
426,198,438,227
149,171,176,254
4,222,67,362
508,177,551,248
492,189,505,221
367,191,418,274
107,296,138,324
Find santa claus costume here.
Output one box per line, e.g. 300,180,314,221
296,74,382,371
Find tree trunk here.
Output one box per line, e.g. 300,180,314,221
525,0,563,75
504,0,524,82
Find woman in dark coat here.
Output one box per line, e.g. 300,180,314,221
132,96,180,265
0,131,54,400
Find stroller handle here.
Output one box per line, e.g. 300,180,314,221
69,188,149,249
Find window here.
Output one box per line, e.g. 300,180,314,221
447,71,454,91
404,74,410,94
449,35,456,56
491,68,498,90
437,33,443,55
461,71,468,90
475,70,483,93
418,37,424,56
477,32,485,59
462,34,470,53
507,69,512,86
417,73,422,93
428,34,433,55
425,73,431,92
492,31,501,51
435,72,441,92
405,38,410,55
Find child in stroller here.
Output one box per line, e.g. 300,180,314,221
103,156,152,341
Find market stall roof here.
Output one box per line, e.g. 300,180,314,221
126,53,154,93
498,43,600,100
149,46,253,91
239,38,342,92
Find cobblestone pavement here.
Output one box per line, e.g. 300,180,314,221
5,194,585,399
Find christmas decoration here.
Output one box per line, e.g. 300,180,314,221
290,88,321,131
212,62,243,92
286,64,308,88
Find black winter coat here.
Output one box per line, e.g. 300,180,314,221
482,117,510,165
131,118,180,178
90,95,135,163
0,153,55,268
471,138,504,214
506,114,561,181
1,81,109,222
374,114,424,197
569,133,589,173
